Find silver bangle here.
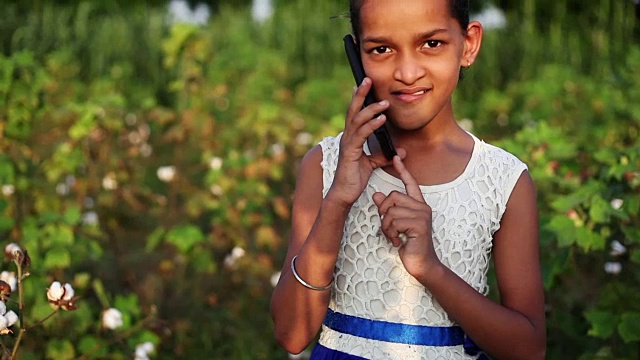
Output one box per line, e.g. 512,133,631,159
290,255,333,291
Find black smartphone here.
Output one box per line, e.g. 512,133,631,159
343,34,397,160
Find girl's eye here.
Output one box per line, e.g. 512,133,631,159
424,40,442,48
372,46,391,54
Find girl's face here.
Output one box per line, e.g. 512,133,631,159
358,0,475,131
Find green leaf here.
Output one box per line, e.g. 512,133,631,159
192,249,216,274
62,206,82,225
48,224,75,247
73,272,91,289
127,329,161,349
30,300,55,331
625,195,640,216
46,339,76,360
541,248,570,290
68,303,94,334
0,216,15,232
43,247,71,269
545,215,577,247
114,293,141,318
585,310,618,338
145,227,166,252
92,278,111,309
549,182,602,212
618,312,640,343
162,23,200,68
622,226,640,246
588,195,611,223
0,156,15,183
576,227,606,251
78,336,107,357
39,211,61,224
165,224,205,254
68,106,97,140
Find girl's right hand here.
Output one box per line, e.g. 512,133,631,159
325,78,403,210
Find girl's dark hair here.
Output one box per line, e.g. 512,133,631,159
349,0,470,39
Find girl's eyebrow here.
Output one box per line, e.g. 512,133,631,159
416,28,450,39
362,28,449,44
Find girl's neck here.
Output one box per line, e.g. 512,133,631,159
380,121,475,186
389,104,465,153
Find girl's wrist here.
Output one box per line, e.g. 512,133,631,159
323,189,355,213
412,260,448,288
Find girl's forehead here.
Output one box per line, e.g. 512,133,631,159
359,0,454,33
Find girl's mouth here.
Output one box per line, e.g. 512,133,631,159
392,88,430,102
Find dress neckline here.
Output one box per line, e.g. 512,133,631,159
365,132,481,193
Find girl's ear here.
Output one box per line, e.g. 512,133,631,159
461,21,483,68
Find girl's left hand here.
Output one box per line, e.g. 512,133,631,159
372,156,441,278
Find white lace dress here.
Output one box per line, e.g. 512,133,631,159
313,132,527,360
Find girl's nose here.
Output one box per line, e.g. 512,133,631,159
393,53,426,85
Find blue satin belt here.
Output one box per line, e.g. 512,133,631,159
313,308,488,359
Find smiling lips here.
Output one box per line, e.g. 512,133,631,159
391,88,430,103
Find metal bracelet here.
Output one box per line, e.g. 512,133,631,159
290,255,333,291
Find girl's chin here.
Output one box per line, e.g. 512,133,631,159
385,113,435,131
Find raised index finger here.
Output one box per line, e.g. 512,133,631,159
392,156,424,201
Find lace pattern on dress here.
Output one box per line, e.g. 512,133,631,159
317,133,527,359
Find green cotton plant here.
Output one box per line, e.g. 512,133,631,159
0,243,81,359
0,243,158,360
0,1,638,358
0,49,159,359
493,49,640,359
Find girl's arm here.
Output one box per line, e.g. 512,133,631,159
375,159,545,360
270,145,349,354
422,171,546,359
271,78,399,354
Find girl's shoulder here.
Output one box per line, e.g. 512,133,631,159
473,134,528,171
471,135,529,209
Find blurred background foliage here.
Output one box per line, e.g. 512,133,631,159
0,0,638,359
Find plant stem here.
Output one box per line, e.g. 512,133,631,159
15,262,24,337
9,310,59,360
10,259,26,360
28,310,59,329
9,329,25,360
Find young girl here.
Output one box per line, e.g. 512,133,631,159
271,0,546,359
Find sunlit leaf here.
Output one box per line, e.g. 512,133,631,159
145,227,166,252
576,227,605,251
545,215,577,247
166,224,205,254
43,247,71,269
588,195,611,223
62,206,82,225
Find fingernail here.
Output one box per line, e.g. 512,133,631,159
379,100,388,106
